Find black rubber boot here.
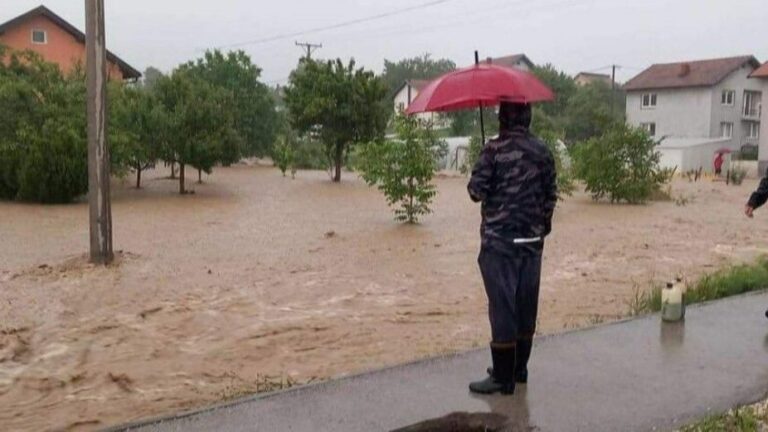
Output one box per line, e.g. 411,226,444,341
469,344,516,395
514,338,532,383
487,338,533,383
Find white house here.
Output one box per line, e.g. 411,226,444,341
750,62,768,175
624,55,762,172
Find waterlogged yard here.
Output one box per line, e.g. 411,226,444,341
2,166,768,431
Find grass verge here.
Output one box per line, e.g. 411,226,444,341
679,399,768,432
628,257,768,316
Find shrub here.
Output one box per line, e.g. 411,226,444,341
357,114,445,223
728,166,747,186
572,123,670,204
272,136,295,177
0,49,89,203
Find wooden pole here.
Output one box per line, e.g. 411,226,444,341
85,0,113,264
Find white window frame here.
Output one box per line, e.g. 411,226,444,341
721,90,735,106
743,91,761,118
640,122,656,136
31,29,47,44
720,122,733,138
746,122,760,140
641,93,657,109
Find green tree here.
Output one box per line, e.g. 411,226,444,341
109,84,166,188
572,123,670,204
357,114,445,223
566,81,624,142
284,58,389,182
142,66,164,91
381,53,456,96
272,136,296,177
180,50,278,158
154,71,237,194
0,47,89,203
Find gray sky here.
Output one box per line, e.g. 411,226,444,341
5,0,768,84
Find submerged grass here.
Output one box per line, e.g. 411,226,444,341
629,257,768,316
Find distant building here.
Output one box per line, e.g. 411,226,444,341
0,5,141,80
624,55,762,172
393,54,534,127
574,72,612,87
479,53,535,72
749,62,768,174
393,79,441,125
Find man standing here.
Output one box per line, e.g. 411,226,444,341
467,102,557,395
745,175,768,319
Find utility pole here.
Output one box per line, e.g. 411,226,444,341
295,41,322,60
610,64,616,115
85,0,113,264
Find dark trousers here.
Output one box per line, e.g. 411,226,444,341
478,247,542,343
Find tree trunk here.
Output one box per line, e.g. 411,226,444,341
198,168,202,184
171,162,177,179
333,143,343,183
179,163,186,194
136,166,142,189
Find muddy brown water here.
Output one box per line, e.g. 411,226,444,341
1,166,766,431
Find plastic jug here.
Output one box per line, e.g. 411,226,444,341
661,280,685,322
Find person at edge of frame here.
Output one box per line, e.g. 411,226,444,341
745,173,768,319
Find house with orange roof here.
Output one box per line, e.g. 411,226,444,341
0,5,141,81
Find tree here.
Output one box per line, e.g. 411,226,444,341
381,53,456,96
0,47,89,203
272,135,295,177
179,50,278,158
566,81,624,142
142,66,164,91
154,71,237,194
284,58,389,182
109,84,164,188
357,114,446,223
572,123,671,204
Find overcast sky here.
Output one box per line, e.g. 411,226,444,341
5,0,768,84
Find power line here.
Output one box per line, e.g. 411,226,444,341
217,0,458,49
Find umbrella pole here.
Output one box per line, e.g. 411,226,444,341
474,50,486,144
479,102,486,144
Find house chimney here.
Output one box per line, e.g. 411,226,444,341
678,63,691,77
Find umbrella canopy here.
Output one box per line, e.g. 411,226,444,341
406,63,555,114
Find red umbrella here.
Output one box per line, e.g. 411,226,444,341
406,64,554,114
406,52,554,143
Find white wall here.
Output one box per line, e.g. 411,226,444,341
392,83,441,125
758,79,768,176
626,87,713,139
711,65,763,147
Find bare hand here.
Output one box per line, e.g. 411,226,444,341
745,206,755,218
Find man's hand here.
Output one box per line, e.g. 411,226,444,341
745,205,755,218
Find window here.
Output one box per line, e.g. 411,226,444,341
31,29,47,44
720,122,733,138
641,93,657,108
641,122,656,136
743,91,762,118
721,90,735,106
746,122,760,140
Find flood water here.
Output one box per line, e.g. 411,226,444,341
1,166,766,431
